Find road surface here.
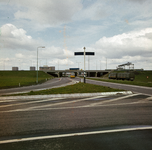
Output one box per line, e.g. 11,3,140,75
74,77,152,96
0,77,74,95
0,77,152,96
0,93,152,149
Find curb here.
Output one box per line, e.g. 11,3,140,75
0,91,133,100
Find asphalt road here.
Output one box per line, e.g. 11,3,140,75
0,93,152,149
0,77,152,96
0,77,152,149
74,77,152,96
0,77,74,95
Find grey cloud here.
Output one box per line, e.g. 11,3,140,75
127,0,147,2
13,0,82,26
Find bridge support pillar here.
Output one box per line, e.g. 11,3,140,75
95,72,97,77
57,72,60,77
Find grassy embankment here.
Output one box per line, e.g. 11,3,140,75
0,71,123,96
0,71,53,89
88,71,152,87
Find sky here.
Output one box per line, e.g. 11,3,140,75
0,0,152,70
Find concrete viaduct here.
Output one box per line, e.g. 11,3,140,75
45,70,110,77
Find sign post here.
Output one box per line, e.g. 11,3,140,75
74,48,95,83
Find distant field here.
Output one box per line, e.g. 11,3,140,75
88,71,152,87
0,71,53,89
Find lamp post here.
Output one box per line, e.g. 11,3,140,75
84,47,86,83
76,61,81,68
37,46,45,83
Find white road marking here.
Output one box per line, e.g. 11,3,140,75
24,99,152,111
86,93,140,107
2,94,148,112
0,99,20,103
146,96,152,100
1,93,146,112
31,102,137,111
0,126,152,144
0,97,63,108
32,99,146,111
1,96,106,112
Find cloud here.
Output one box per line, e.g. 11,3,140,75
12,0,82,26
0,24,40,51
73,1,109,21
127,0,147,3
15,53,24,58
49,58,74,67
95,28,152,59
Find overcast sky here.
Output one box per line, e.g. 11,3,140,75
0,0,152,70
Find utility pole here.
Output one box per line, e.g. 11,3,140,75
84,47,86,83
76,61,81,68
88,56,90,77
106,58,107,70
37,46,45,84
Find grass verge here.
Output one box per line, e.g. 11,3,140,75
11,83,124,96
0,71,53,89
88,71,152,87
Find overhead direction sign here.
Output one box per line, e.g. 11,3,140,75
74,52,95,55
74,47,95,83
75,52,84,55
86,52,95,55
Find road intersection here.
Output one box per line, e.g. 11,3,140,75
0,77,152,149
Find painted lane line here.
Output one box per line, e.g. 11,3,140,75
0,99,20,103
146,96,152,100
32,102,142,111
131,92,152,97
2,96,106,112
0,126,152,144
2,97,150,112
0,98,63,108
22,96,106,110
2,95,146,113
86,93,140,107
31,97,148,111
25,99,150,111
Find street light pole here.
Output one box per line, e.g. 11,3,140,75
37,46,45,84
84,47,86,83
